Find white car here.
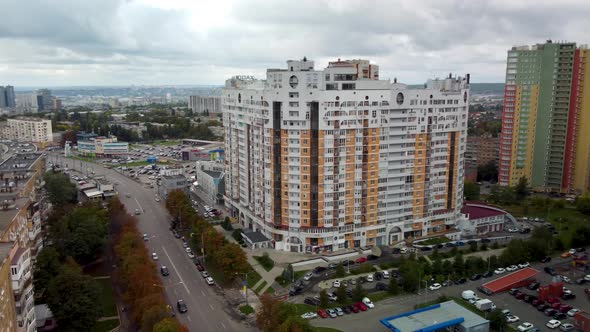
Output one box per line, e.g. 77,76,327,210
304,272,313,281
327,292,338,301
187,252,195,259
585,274,590,282
567,308,580,317
366,274,374,282
517,323,534,332
143,233,149,241
508,228,519,233
333,280,341,288
568,248,576,255
185,247,192,253
506,315,520,323
301,312,317,319
547,320,561,329
507,265,518,272
362,297,375,309
561,276,571,283
518,262,530,269
205,277,214,285
429,283,442,291
152,252,158,260
399,247,408,254
494,268,506,274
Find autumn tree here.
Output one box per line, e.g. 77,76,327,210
256,294,282,332
212,242,249,278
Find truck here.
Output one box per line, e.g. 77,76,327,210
475,299,495,312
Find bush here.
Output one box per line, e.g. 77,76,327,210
239,305,254,315
232,229,243,242
491,242,499,249
254,253,274,272
222,217,233,231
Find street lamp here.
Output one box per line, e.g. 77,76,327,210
423,280,428,305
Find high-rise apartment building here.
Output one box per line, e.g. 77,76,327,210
2,118,53,144
189,95,221,115
34,89,52,112
499,41,590,192
0,86,16,108
223,59,470,252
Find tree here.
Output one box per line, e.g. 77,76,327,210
212,242,249,279
453,253,464,275
336,285,347,304
577,194,590,215
44,172,78,206
282,264,294,282
469,241,478,252
153,318,187,332
46,265,102,331
33,247,62,303
352,282,367,302
488,309,509,331
463,181,480,201
571,226,590,247
388,277,400,295
335,264,346,278
319,289,329,309
488,255,498,270
514,176,529,201
477,160,498,182
256,294,282,332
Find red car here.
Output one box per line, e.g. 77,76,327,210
355,257,367,264
551,302,561,309
350,305,360,313
196,264,204,271
354,302,368,311
559,304,572,313
515,293,526,300
546,297,560,304
317,310,328,319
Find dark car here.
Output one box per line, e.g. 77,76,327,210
537,304,550,311
541,256,552,263
524,295,537,303
532,299,544,306
420,246,432,251
445,242,455,248
477,286,492,295
575,278,586,285
375,282,387,291
528,282,541,290
562,293,576,300
544,308,557,316
516,292,526,300
576,247,586,252
554,312,567,320
367,254,380,261
374,272,383,280
519,228,531,234
304,297,319,306
160,265,170,276
544,267,557,276
455,278,467,285
481,238,491,243
436,244,445,249
290,288,303,297
342,306,352,314
509,288,520,295
391,248,401,254
469,274,482,281
313,266,327,274
177,300,188,313
342,260,355,266
483,271,493,278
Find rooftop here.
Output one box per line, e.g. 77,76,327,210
0,152,43,171
242,231,270,244
381,301,489,332
461,203,506,220
0,241,14,263
203,170,222,179
10,247,26,265
0,196,30,232
482,267,539,293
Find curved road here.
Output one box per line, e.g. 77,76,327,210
49,153,254,332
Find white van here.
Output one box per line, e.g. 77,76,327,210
461,290,476,300
382,271,390,279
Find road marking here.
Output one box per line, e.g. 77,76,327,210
187,316,192,322
209,304,214,310
134,198,143,212
173,289,177,296
162,246,191,295
220,322,226,329
201,290,206,296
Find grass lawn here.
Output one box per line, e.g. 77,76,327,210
288,303,316,314
255,281,268,293
368,291,396,302
239,304,254,315
95,278,117,317
246,269,262,289
151,140,181,146
265,286,275,295
418,237,451,245
253,255,275,272
293,269,309,280
91,319,119,332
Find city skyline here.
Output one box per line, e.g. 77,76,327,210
1,0,588,86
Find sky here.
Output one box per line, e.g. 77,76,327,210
0,0,588,86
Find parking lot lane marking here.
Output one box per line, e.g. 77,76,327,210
209,304,214,310
162,246,191,295
201,290,206,296
220,322,226,329
187,316,192,322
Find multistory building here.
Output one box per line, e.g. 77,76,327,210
0,242,17,332
77,136,128,157
195,160,225,204
223,58,470,252
499,41,590,192
34,90,52,112
2,119,53,144
10,248,35,332
0,86,16,108
189,95,221,115
465,135,499,168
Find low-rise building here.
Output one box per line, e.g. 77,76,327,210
194,161,225,204
77,136,128,158
180,141,224,162
159,173,188,200
459,202,511,236
1,119,53,144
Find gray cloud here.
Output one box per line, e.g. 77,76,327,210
0,0,588,86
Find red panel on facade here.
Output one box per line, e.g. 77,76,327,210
499,85,516,185
562,49,582,191
481,267,539,293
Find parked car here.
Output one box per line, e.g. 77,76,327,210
334,307,344,316
326,309,337,318
517,323,534,332
495,268,506,274
537,304,550,311
375,282,387,291
519,262,530,268
507,265,519,272
366,274,374,282
349,305,359,313
304,272,313,281
546,320,562,329
205,277,215,285
553,312,567,320
483,271,493,278
560,323,574,332
177,300,187,313
532,299,544,306
544,267,557,276
333,280,341,288
545,308,557,316
362,297,374,309
560,276,571,283
327,292,338,302
313,266,327,274
455,278,467,284
567,308,580,317
301,312,317,319
506,315,520,323
429,283,442,291
528,282,541,290
317,309,328,319
469,274,482,281
304,298,319,306
160,266,169,276
353,302,368,311
541,256,552,263
355,257,367,264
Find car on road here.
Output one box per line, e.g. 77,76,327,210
506,315,520,323
507,265,518,272
201,271,209,278
301,312,317,319
366,274,374,282
195,262,204,271
160,266,169,276
328,263,337,269
135,209,141,215
584,274,590,282
317,309,328,319
333,280,341,288
567,308,580,317
187,252,195,259
177,300,187,313
375,282,387,291
152,252,158,260
547,320,561,329
304,272,313,281
335,307,344,316
545,308,557,316
355,257,367,264
429,283,442,291
205,277,214,285
185,247,192,253
495,268,506,274
560,323,574,332
326,309,337,318
143,233,149,241
362,297,374,309
125,193,131,198
517,323,534,332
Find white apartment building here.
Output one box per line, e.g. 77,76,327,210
10,248,36,332
223,58,470,252
195,160,225,204
3,119,53,144
189,95,222,115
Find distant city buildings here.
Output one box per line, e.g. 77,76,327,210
223,58,470,252
77,136,129,158
1,118,53,144
465,135,499,168
189,95,221,115
0,85,16,108
35,89,53,112
499,41,590,193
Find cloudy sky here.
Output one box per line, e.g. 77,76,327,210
0,0,588,86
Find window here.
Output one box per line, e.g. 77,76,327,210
342,83,356,90
326,83,338,90
325,73,330,81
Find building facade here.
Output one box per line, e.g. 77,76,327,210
2,119,53,144
459,203,507,235
499,41,590,193
0,242,18,332
77,136,128,157
223,59,470,252
34,90,52,113
0,86,16,108
10,248,35,332
465,135,499,168
195,160,225,204
189,95,222,115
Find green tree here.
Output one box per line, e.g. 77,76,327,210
44,172,78,206
463,181,480,201
33,247,62,303
46,265,102,331
453,253,464,276
514,176,529,201
352,282,367,302
488,309,509,331
469,241,478,252
319,289,329,309
153,318,185,332
488,255,498,270
282,264,294,282
388,277,400,295
576,194,590,215
491,241,499,249
335,264,346,278
571,226,590,247
336,285,348,305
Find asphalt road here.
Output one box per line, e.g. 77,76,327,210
49,153,254,332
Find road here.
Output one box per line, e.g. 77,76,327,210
49,153,254,332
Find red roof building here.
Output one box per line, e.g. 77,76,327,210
459,202,508,235
481,267,539,294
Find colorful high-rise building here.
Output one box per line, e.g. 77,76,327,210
223,58,470,252
499,41,590,193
